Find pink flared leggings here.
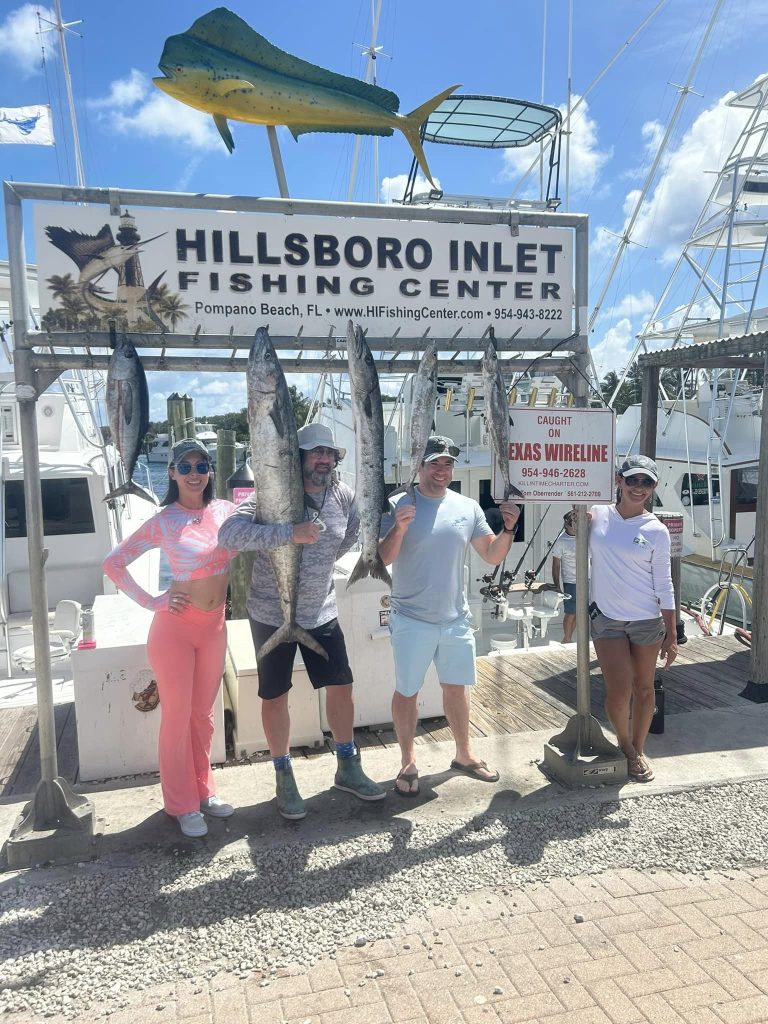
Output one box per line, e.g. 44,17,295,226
146,602,227,816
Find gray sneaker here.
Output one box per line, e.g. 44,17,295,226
275,766,307,820
334,751,386,801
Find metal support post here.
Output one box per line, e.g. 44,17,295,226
742,347,768,700
543,218,626,785
266,126,290,199
2,183,96,869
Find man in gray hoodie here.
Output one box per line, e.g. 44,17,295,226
218,423,385,820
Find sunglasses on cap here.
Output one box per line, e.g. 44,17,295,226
625,475,655,488
175,461,211,475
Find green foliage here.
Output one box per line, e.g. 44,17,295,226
145,385,311,446
600,363,697,414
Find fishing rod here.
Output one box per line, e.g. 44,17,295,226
511,505,550,578
477,506,551,615
526,524,566,589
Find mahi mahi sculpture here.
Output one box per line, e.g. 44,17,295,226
153,7,458,186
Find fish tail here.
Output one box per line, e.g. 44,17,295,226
504,482,525,501
346,552,392,590
103,482,158,505
402,84,461,186
257,623,330,663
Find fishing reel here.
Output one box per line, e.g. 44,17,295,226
478,570,516,620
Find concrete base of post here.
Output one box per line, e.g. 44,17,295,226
739,680,768,703
543,713,628,786
3,778,99,869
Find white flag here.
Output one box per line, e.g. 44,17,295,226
0,105,55,146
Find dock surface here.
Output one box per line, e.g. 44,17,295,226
0,633,752,797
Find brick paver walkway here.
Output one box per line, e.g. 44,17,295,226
12,865,768,1023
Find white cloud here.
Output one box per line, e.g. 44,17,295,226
641,120,664,159
501,96,612,197
0,4,55,77
596,289,656,324
89,71,220,149
590,317,635,378
603,82,761,262
380,172,440,204
87,68,148,110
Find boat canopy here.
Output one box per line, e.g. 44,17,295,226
421,95,561,149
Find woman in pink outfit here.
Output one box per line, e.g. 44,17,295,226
103,439,236,838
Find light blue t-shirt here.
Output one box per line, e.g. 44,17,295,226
380,488,493,624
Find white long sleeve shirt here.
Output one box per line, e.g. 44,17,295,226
589,504,675,621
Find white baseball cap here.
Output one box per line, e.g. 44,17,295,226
296,422,346,459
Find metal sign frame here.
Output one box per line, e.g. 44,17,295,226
2,179,594,864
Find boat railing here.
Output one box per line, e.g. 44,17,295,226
699,543,754,634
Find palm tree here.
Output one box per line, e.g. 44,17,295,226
157,291,189,331
46,273,77,304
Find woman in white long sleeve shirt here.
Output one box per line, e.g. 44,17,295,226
589,456,677,782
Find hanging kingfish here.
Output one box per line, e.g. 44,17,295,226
153,7,459,186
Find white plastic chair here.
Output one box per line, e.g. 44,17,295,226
12,600,82,672
529,589,566,639
504,590,534,650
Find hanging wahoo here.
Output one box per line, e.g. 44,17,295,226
345,321,391,589
104,332,156,505
246,327,328,662
482,333,524,503
153,7,458,185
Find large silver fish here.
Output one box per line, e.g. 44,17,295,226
247,327,327,661
104,334,156,505
345,321,391,588
481,337,524,502
406,339,438,490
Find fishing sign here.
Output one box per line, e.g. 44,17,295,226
492,407,616,503
34,205,574,341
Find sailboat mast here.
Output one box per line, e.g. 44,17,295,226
348,0,384,202
41,1,85,188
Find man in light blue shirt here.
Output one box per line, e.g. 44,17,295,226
379,436,520,797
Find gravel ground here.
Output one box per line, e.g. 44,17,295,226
1,779,766,1019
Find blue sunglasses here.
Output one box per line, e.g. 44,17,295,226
175,461,211,475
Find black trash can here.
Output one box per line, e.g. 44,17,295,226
649,676,665,734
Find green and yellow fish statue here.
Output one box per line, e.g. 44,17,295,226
153,7,458,186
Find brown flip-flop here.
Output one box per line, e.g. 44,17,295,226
394,766,419,797
627,754,654,782
450,759,500,783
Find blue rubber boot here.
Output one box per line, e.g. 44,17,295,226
275,766,306,820
334,750,386,801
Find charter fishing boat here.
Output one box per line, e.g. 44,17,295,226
0,261,160,706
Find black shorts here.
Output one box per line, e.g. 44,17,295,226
249,617,354,700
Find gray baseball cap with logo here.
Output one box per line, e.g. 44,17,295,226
618,455,659,482
422,435,461,462
169,439,210,465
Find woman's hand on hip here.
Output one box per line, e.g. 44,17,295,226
168,591,191,615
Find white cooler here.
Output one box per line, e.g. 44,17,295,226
329,552,444,729
224,618,323,757
71,593,226,782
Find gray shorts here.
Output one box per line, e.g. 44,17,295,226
589,605,666,645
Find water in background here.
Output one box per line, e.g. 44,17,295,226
138,459,173,587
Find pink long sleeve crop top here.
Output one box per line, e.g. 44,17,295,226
103,498,237,611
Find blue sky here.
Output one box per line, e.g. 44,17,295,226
1,0,766,419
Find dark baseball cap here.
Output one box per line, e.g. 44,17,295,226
170,439,210,465
423,435,460,462
618,455,658,483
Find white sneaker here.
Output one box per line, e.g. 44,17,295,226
200,796,234,818
177,811,208,837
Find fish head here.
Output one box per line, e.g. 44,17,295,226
153,34,221,108
247,328,281,406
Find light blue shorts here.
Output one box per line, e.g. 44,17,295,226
389,610,477,697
